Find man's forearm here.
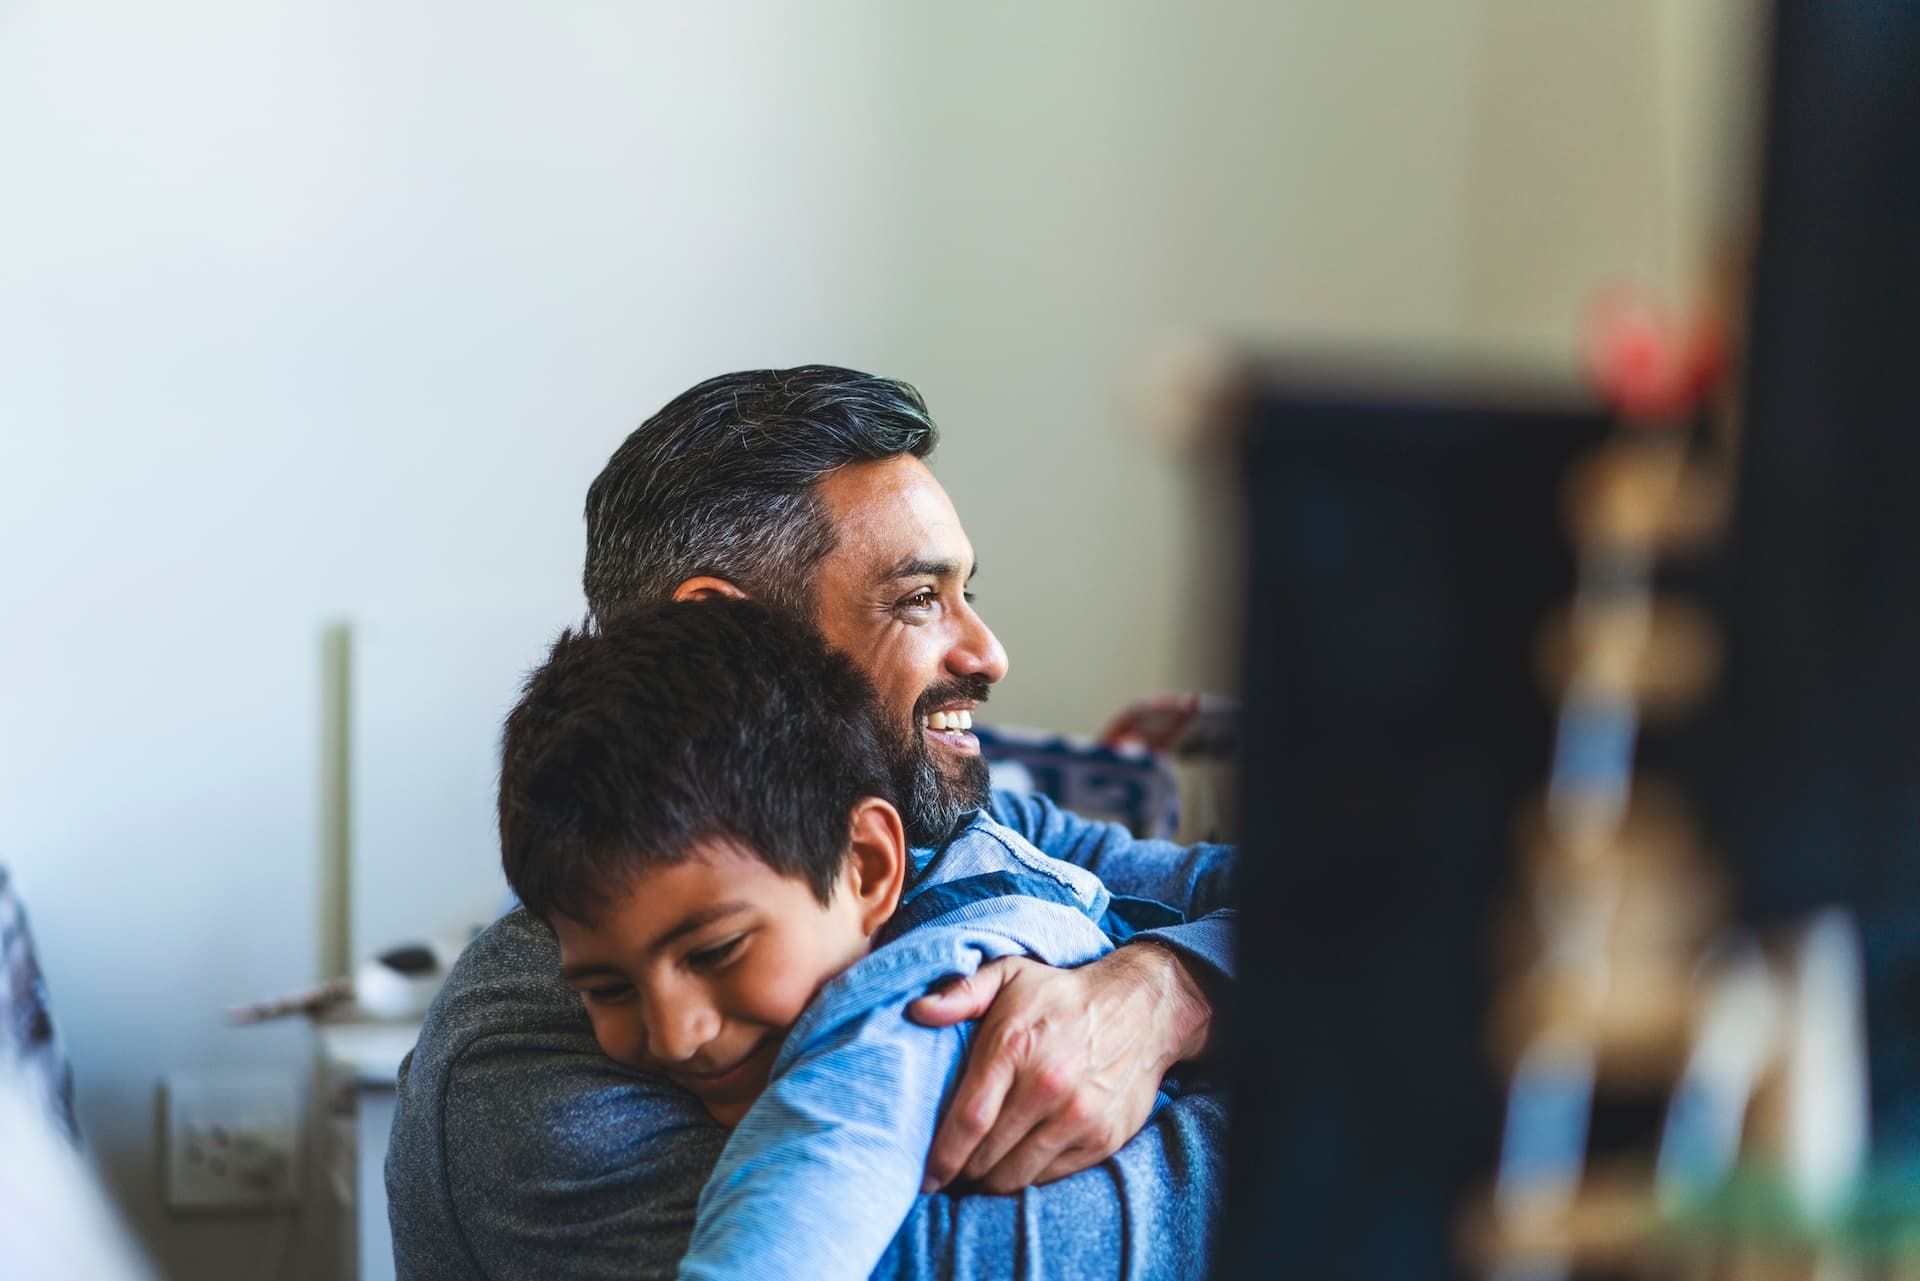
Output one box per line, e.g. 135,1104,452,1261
1132,905,1239,990
1113,938,1217,1065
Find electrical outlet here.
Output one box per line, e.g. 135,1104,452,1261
162,1069,303,1213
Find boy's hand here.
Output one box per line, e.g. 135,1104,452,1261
908,942,1213,1194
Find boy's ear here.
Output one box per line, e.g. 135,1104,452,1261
843,797,908,936
671,576,749,603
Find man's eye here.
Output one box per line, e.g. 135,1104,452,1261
687,936,746,971
896,590,937,613
581,983,633,1005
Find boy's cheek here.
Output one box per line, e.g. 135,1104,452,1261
757,967,833,1030
587,1011,646,1071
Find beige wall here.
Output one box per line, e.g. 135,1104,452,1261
888,0,1763,732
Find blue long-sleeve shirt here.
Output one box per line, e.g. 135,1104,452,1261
387,792,1237,1281
681,813,1173,1281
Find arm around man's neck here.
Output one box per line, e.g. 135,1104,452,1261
388,909,1227,1281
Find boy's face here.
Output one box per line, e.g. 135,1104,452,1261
553,838,876,1126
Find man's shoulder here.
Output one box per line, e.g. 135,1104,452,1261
934,812,1109,914
985,786,1040,833
985,787,1111,856
388,910,722,1281
396,908,693,1128
405,908,584,1068
399,912,703,1159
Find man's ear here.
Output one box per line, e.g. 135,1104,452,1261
843,797,908,936
671,576,749,603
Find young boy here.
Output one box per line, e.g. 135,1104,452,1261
496,599,1185,1281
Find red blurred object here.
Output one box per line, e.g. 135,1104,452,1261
1583,286,1725,421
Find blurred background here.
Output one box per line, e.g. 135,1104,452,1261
0,2,1768,1278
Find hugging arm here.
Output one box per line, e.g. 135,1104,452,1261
426,1014,1221,1281
909,791,1238,1192
389,911,1225,1281
679,930,1225,1281
678,975,962,1280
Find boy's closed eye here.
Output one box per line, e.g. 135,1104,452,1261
686,935,749,971
574,935,749,1005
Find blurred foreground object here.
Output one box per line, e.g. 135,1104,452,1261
0,1063,156,1281
1466,282,1880,1275
0,865,78,1142
1220,0,1920,1272
1470,275,1741,1280
1217,367,1610,1280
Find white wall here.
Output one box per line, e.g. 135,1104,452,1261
0,5,919,1276
0,2,1758,1277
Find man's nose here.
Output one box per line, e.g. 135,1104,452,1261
642,987,720,1065
947,601,1009,685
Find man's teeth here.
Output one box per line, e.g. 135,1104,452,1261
924,710,974,732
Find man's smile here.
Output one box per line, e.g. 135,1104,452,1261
921,704,979,754
912,676,991,765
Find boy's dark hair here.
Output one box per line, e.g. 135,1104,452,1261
498,599,894,924
582,365,939,621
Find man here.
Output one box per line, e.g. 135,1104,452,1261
387,366,1238,1279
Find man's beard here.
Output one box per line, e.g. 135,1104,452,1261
888,677,994,847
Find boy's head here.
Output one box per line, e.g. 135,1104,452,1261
498,599,909,1123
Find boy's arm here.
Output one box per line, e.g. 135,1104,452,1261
390,910,1223,1281
424,1017,1224,1281
680,924,1225,1281
679,931,1007,1281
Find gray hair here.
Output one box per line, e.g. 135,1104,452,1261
583,366,939,619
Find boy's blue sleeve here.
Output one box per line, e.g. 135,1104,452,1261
678,917,1225,1281
988,789,1239,985
677,935,996,1281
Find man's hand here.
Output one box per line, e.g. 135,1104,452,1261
907,942,1214,1194
1098,692,1239,756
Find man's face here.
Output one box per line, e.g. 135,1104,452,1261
554,839,872,1126
810,456,1010,846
